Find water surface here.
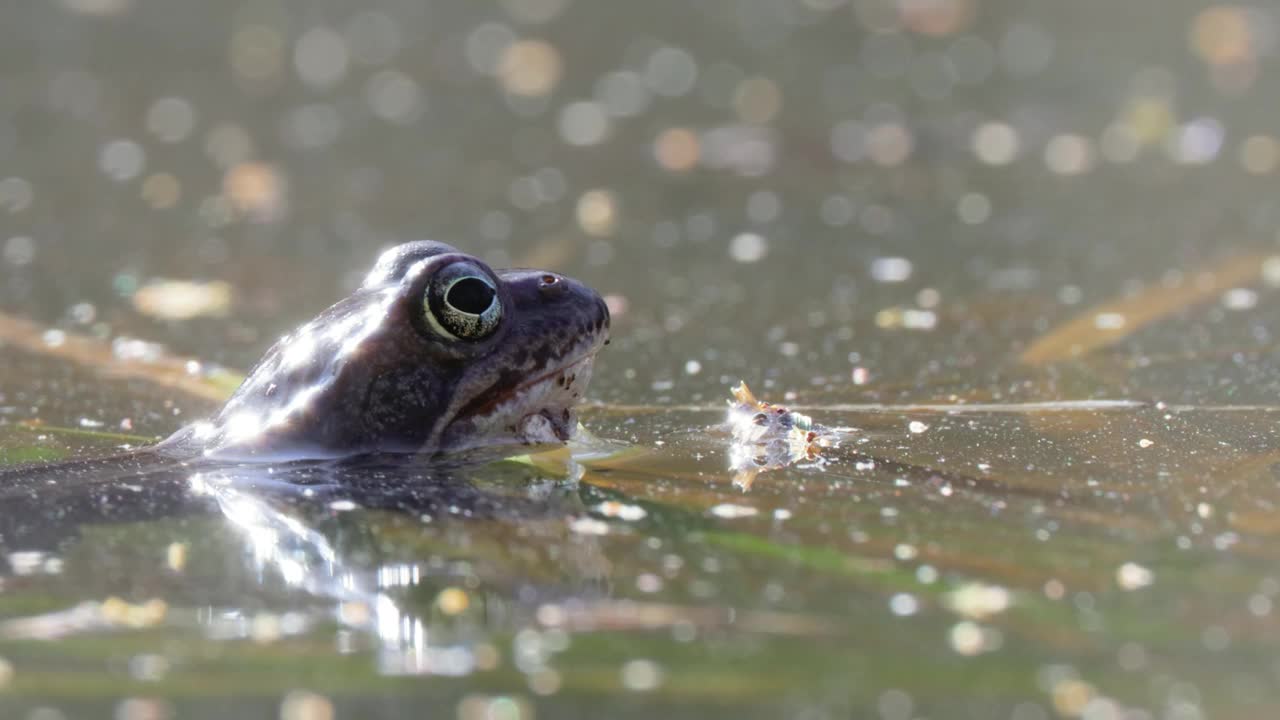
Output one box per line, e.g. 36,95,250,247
2,1,1280,718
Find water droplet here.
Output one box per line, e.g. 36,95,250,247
294,27,349,89
145,97,197,143
99,139,145,181
558,101,609,146
728,232,768,263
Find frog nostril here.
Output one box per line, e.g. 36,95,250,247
539,273,567,297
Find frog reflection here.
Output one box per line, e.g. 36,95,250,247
162,241,610,461
0,457,613,674
192,466,610,676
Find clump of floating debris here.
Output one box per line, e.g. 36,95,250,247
726,382,851,490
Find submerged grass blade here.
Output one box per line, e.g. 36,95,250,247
16,420,157,445
0,311,243,403
1020,252,1271,366
0,445,69,466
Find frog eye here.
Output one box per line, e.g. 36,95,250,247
424,266,503,340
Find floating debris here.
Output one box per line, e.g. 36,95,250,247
869,256,913,283
458,695,533,720
945,582,1013,620
224,162,287,222
280,690,335,720
874,306,938,331
498,40,562,97
889,593,920,616
1116,562,1154,590
594,501,647,521
1,597,167,641
568,517,611,535
436,588,470,616
709,503,759,519
948,620,1001,656
8,551,61,576
620,659,664,692
132,279,233,320
725,381,849,490
728,231,768,263
166,542,188,573
576,189,618,237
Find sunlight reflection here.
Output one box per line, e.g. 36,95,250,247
190,471,478,676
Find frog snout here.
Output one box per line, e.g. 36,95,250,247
547,275,609,340
595,294,611,331
499,267,609,339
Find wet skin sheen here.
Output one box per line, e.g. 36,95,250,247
160,241,610,461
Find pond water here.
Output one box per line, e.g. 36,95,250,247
3,1,1280,718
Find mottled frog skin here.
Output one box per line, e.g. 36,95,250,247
159,241,610,460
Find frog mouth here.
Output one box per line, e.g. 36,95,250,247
507,355,593,413
443,344,600,449
512,357,596,443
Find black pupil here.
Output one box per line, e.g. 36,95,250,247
446,277,495,314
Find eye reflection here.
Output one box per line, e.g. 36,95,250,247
445,277,495,314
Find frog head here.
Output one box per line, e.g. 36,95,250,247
169,241,610,460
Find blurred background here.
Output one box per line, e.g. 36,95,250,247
5,0,1280,410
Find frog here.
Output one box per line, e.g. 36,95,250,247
155,240,611,461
